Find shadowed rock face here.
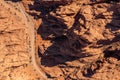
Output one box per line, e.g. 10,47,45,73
34,0,120,79
35,0,72,7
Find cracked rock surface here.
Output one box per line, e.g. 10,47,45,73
0,0,120,80
0,1,41,80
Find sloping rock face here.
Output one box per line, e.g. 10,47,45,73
37,0,72,5
33,0,120,79
0,0,120,80
0,1,42,80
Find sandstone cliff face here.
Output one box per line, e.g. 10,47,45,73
0,0,120,80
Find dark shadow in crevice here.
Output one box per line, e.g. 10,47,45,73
5,0,21,2
89,0,120,5
97,35,120,45
37,14,67,40
82,59,103,77
104,49,120,60
28,1,72,17
37,10,91,67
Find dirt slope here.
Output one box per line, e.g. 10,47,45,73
0,0,120,80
